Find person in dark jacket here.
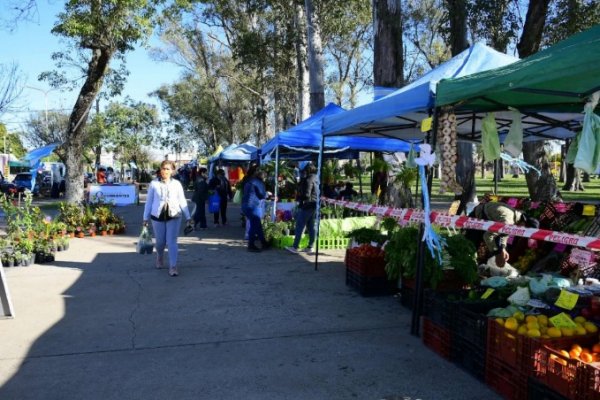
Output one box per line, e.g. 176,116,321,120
242,168,269,252
208,168,233,226
286,163,318,254
192,167,209,230
338,182,358,200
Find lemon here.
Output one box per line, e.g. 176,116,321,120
584,322,598,333
575,316,587,324
527,329,541,338
518,325,528,335
561,327,575,337
525,315,538,324
495,318,505,326
513,311,525,322
547,327,562,338
576,326,588,336
540,326,548,334
537,315,549,326
541,334,551,339
527,321,540,331
505,317,519,331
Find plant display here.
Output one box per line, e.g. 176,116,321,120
346,227,385,245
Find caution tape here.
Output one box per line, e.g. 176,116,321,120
321,197,600,251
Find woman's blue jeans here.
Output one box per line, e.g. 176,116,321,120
242,206,265,246
293,207,315,249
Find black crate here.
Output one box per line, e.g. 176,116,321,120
345,268,396,297
449,299,506,349
422,289,453,329
400,285,414,310
528,377,569,400
450,335,486,382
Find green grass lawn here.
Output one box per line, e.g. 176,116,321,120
352,174,600,204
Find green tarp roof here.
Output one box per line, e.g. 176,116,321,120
436,25,600,112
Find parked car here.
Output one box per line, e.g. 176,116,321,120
12,173,39,195
0,171,20,196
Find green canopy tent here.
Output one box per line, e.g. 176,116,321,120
436,24,600,112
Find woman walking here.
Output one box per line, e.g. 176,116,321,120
143,160,193,277
192,167,209,230
209,169,233,227
241,168,269,252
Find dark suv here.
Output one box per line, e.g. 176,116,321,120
13,173,39,194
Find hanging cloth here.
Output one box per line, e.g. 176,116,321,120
406,142,417,168
481,113,501,161
503,108,523,157
574,92,600,174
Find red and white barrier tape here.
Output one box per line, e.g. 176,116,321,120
321,197,600,251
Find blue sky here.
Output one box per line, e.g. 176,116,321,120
1,1,183,132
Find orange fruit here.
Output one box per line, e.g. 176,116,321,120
581,352,593,363
572,344,583,354
570,349,581,359
593,353,600,362
592,343,600,353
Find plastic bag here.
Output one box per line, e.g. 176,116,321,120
574,93,600,173
136,226,154,254
232,189,242,204
508,286,531,307
208,193,221,213
503,109,523,157
529,274,553,296
481,113,501,161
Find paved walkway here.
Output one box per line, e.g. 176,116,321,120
0,200,499,400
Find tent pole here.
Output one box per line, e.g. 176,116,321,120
272,147,279,222
357,156,363,197
494,159,498,194
314,128,326,271
410,108,439,337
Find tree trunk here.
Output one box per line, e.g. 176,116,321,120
295,3,310,122
518,0,553,200
446,0,469,53
559,142,567,182
517,0,551,57
304,0,325,114
373,0,404,87
65,48,113,204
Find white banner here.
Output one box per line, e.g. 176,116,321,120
89,184,137,206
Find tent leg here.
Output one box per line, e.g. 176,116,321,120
272,147,279,222
357,156,363,197
314,131,326,271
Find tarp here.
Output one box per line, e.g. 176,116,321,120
261,103,413,160
323,43,581,142
436,25,600,113
208,143,237,163
211,142,257,162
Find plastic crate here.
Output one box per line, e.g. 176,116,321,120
533,335,598,400
422,289,453,329
421,316,452,360
486,355,528,400
319,237,350,250
345,268,396,297
528,377,568,400
399,285,414,310
449,299,507,349
450,334,486,382
344,249,387,278
582,362,600,400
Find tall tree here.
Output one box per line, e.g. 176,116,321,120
49,0,162,204
0,63,24,116
24,111,70,163
294,3,310,121
373,0,404,88
305,0,325,113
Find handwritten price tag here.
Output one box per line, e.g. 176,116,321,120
583,204,596,216
550,312,578,329
555,290,579,310
481,288,495,299
420,117,432,132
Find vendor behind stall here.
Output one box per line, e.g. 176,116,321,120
465,201,539,268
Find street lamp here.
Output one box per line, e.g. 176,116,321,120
25,85,56,133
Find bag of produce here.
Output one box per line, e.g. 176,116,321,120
136,226,154,254
508,286,530,307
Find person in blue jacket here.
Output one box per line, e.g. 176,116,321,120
242,168,269,252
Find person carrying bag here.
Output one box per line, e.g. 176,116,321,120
143,160,192,277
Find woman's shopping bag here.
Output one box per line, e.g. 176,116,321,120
136,226,154,254
232,189,242,204
208,193,221,213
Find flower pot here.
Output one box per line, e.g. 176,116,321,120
35,252,45,264
45,253,55,263
89,232,96,237
69,232,75,238
76,232,85,238
108,229,114,235
30,254,35,265
64,243,70,251
100,231,107,236
57,245,64,252
6,259,14,267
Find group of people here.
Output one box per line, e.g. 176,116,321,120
323,181,359,201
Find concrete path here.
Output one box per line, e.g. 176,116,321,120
0,201,499,400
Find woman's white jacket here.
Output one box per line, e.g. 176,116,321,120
143,178,191,221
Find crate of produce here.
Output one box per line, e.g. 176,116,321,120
533,334,598,400
422,289,453,329
421,316,452,360
345,268,396,297
344,247,386,278
449,297,507,349
582,362,600,400
450,334,486,382
528,377,568,400
486,354,528,400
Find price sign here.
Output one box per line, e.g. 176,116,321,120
550,312,578,329
481,288,495,299
420,117,432,132
555,290,579,310
570,248,596,267
583,204,596,216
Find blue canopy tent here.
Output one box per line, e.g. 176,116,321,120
322,42,581,143
21,143,60,193
260,103,414,219
212,142,258,162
